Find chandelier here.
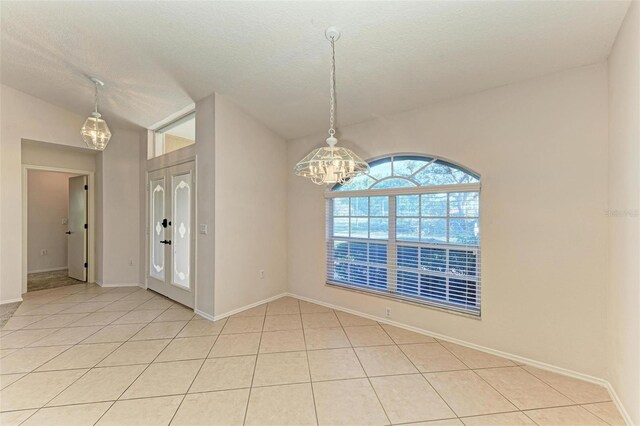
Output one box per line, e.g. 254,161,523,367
294,27,369,185
81,77,112,151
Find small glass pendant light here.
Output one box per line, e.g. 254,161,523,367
81,77,112,151
294,27,369,185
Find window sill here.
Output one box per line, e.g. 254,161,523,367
325,281,481,319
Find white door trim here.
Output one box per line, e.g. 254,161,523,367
21,164,96,294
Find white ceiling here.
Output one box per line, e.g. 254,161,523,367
1,1,630,139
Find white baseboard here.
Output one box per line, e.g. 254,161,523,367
27,267,67,274
604,383,634,426
1,297,23,305
212,292,288,321
286,292,632,425
96,282,142,288
194,309,215,321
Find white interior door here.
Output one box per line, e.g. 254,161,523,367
67,175,87,281
148,162,196,308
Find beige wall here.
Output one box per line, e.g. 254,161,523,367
27,170,78,273
97,125,143,286
22,140,97,173
0,85,142,302
287,63,609,378
144,95,215,317
214,95,288,316
607,1,640,424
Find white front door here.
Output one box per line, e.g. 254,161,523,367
67,175,87,281
148,162,196,308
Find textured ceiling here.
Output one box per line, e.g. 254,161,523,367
1,1,630,139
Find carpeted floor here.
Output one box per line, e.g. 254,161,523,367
0,301,21,328
27,269,85,292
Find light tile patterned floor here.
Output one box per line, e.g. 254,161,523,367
0,285,626,426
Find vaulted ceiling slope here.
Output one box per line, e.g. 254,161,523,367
1,1,630,139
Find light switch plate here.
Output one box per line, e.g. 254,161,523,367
199,224,208,235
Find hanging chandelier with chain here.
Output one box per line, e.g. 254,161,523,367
294,27,369,185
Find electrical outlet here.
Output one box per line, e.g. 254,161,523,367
259,269,265,279
40,249,48,256
385,307,391,318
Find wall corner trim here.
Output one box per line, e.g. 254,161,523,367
604,383,634,426
286,292,632,425
194,309,215,321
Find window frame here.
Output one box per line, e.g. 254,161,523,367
325,154,482,317
149,110,196,159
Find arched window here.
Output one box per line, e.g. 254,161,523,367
326,155,481,315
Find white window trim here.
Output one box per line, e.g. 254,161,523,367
324,154,481,316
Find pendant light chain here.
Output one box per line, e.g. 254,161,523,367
293,27,369,185
328,36,336,138
94,81,99,115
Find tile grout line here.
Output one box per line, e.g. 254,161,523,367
0,385,618,416
15,290,176,421
298,301,320,426
4,313,138,390
240,309,266,426
425,339,607,424
7,287,167,424
376,322,459,423
433,339,609,412
518,365,609,407
91,304,193,425
166,317,225,425
23,293,175,422
2,294,624,425
336,314,393,425
430,337,526,418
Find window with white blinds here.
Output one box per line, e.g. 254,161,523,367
326,155,481,315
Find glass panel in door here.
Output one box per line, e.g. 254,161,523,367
147,162,196,309
150,176,165,281
172,171,192,289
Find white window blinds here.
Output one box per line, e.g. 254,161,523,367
325,156,481,315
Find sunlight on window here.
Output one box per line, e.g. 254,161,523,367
326,155,481,315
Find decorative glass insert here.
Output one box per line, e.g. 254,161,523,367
334,156,479,192
327,154,481,315
172,172,192,289
149,177,165,280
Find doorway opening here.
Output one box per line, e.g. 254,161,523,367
22,166,96,293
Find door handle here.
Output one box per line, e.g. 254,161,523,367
162,219,171,228
160,240,172,245
65,231,72,235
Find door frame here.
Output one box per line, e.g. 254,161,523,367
144,161,198,311
21,164,96,293
144,157,198,309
